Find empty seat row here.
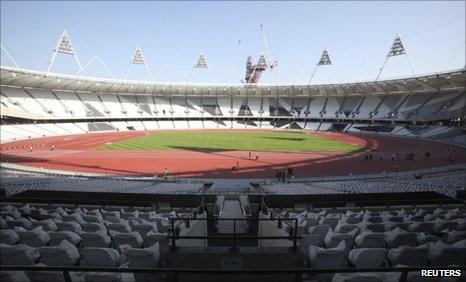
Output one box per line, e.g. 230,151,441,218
0,239,161,282
305,239,466,269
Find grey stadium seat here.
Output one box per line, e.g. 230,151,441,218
110,230,144,249
348,248,386,268
15,226,51,247
56,221,82,233
30,218,57,231
308,240,347,268
387,243,431,267
38,240,80,266
80,247,121,267
80,230,112,248
0,243,39,265
0,229,20,245
384,227,418,248
48,231,81,246
308,224,331,241
427,239,466,266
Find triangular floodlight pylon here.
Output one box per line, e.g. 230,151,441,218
318,49,332,65
376,33,415,81
195,54,208,69
387,34,406,57
56,31,76,55
188,51,214,82
124,46,153,80
46,30,82,74
256,55,269,69
131,47,146,65
309,48,338,84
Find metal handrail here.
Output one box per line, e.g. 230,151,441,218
261,196,300,250
168,216,300,252
261,195,466,209
168,196,206,250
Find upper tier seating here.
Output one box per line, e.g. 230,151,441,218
2,84,464,143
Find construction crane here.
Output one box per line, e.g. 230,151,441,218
243,55,277,84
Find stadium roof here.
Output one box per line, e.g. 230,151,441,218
0,66,465,96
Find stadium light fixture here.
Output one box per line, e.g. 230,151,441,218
46,31,83,75
188,51,215,83
376,33,416,81
125,46,154,81
308,48,339,85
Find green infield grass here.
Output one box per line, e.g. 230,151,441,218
96,131,362,152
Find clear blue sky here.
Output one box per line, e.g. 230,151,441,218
1,1,465,84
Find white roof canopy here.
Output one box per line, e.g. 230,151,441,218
0,66,464,96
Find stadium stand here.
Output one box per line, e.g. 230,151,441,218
1,189,465,282
0,68,466,142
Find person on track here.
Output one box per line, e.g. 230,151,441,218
255,153,259,161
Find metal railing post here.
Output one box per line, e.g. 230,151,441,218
170,217,176,251
233,219,237,253
293,218,298,252
400,270,408,282
63,270,72,282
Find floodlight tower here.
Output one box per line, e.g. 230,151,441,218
376,33,415,81
46,31,82,75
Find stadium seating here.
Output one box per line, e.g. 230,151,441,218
2,80,464,144
1,195,465,281
288,205,465,281
0,201,206,280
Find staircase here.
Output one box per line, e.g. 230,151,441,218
217,199,248,234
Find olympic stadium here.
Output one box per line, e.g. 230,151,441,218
0,1,465,281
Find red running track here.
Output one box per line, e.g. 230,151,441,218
1,130,464,179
